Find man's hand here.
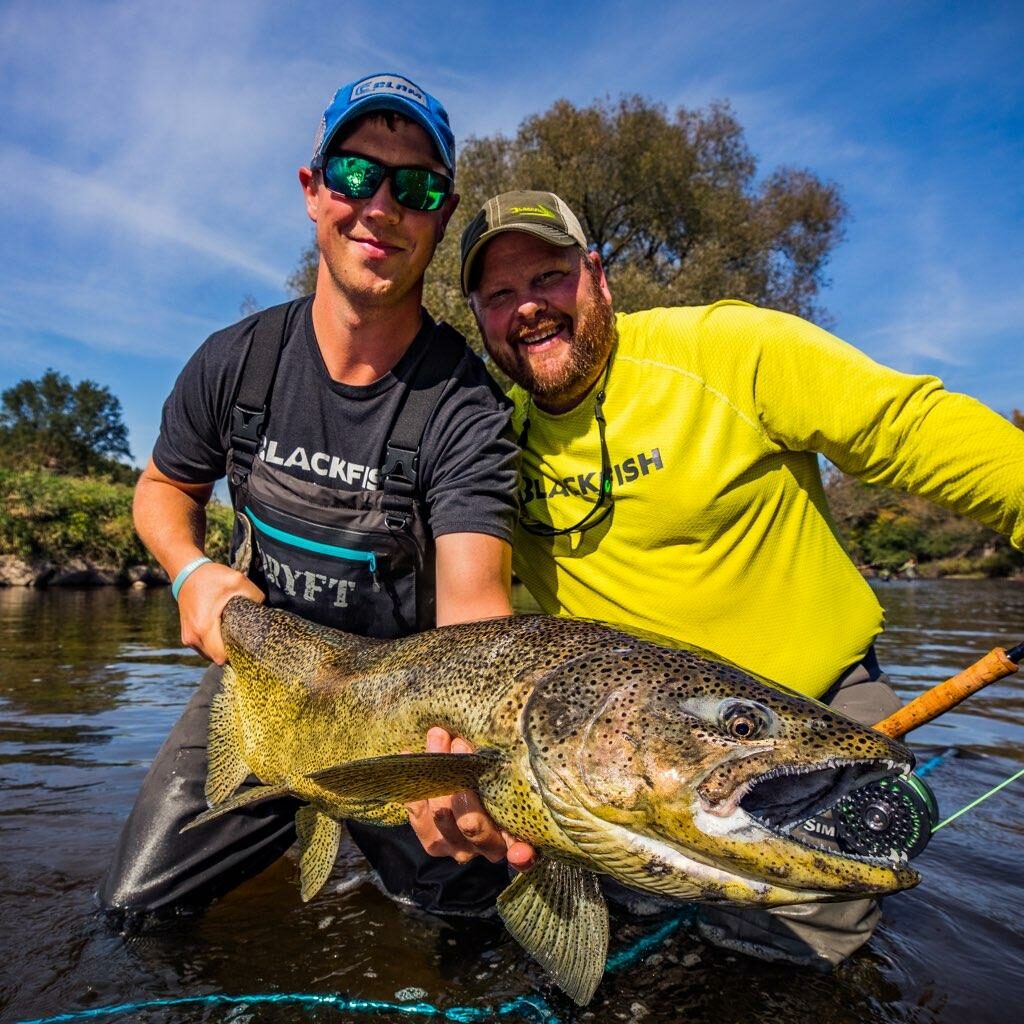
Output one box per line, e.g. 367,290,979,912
133,460,264,664
406,726,537,870
176,562,264,664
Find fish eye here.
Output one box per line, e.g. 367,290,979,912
718,700,772,741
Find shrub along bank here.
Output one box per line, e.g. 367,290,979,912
0,469,233,586
0,467,1019,586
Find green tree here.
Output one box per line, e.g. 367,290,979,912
0,370,135,480
290,95,846,345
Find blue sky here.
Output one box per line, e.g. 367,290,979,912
1,0,1021,464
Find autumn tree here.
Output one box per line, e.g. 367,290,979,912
0,370,135,480
289,95,847,343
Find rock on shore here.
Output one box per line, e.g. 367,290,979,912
0,555,168,588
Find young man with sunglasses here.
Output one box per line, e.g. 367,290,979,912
415,189,1024,967
98,75,523,925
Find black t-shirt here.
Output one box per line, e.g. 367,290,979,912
153,296,518,544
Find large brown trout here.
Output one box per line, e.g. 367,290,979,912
187,598,919,1004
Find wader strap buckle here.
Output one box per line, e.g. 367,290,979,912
381,442,418,531
381,442,418,490
228,404,267,485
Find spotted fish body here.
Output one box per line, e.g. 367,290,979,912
190,598,920,1004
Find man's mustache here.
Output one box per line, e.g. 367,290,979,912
509,317,569,345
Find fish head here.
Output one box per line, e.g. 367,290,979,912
525,640,920,905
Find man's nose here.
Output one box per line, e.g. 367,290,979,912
363,177,401,224
516,296,547,320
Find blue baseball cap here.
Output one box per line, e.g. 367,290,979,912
310,73,456,177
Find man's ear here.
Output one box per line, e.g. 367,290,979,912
437,191,460,242
299,166,319,223
586,249,613,304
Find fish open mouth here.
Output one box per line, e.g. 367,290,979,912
738,757,912,864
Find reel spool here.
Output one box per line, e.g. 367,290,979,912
833,774,939,861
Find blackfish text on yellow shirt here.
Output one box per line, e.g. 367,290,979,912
511,302,1024,697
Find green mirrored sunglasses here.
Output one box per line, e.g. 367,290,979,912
322,152,452,212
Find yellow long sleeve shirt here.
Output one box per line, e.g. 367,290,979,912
511,302,1024,697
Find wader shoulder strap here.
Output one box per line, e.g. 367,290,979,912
380,322,467,531
228,300,296,488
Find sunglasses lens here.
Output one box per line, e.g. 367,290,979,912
323,155,383,198
393,168,450,211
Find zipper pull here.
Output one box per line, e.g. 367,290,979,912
368,551,381,592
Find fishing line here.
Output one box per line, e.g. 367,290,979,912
16,912,702,1024
932,765,1024,832
15,991,564,1024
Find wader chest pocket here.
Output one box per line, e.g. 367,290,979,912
245,504,382,583
242,497,420,637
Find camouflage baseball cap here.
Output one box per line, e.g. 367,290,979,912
460,190,588,295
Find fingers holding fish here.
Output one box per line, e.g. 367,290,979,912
502,834,537,872
405,729,522,864
404,728,480,863
183,563,265,663
447,759,509,863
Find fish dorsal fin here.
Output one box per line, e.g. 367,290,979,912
206,666,251,806
497,860,609,1006
306,750,505,804
295,805,342,902
180,783,290,833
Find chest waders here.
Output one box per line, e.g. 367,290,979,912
227,300,453,636
225,299,510,914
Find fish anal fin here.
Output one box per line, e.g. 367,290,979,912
306,750,505,804
295,805,342,902
206,671,250,806
497,860,609,1006
180,783,289,833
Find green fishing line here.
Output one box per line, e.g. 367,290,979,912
932,765,1024,832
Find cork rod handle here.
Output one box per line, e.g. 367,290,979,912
873,647,1020,739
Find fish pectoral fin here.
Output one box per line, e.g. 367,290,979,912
306,749,505,804
180,783,290,833
496,860,609,1007
295,805,342,902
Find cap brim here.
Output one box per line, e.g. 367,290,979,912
461,224,581,295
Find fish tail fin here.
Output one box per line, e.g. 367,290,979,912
206,664,251,807
295,805,342,902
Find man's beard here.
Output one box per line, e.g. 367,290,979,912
488,272,616,411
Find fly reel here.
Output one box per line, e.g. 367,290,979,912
833,774,939,861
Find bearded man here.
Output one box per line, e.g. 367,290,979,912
411,189,1024,968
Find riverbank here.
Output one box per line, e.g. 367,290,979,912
0,468,232,587
1,467,1020,587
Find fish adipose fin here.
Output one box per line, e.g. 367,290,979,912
180,784,290,833
295,804,342,901
496,860,609,1006
206,669,250,806
306,750,505,804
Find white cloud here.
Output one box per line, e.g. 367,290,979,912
0,0,1019,426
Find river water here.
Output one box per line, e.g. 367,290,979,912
1,581,1022,1024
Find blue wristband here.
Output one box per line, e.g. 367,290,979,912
171,556,213,600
